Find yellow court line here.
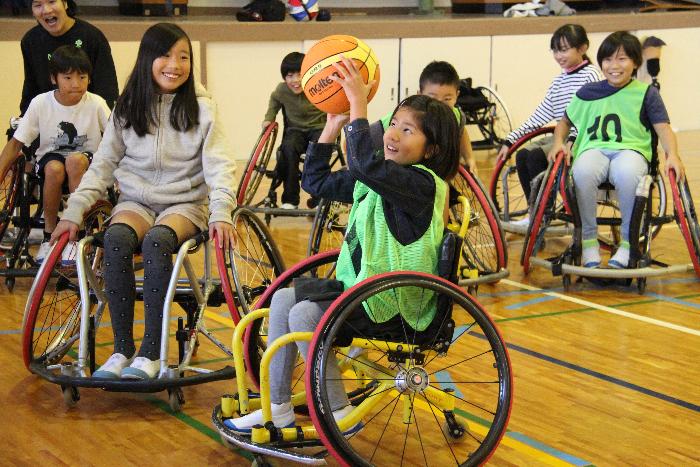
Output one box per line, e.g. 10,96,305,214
204,310,237,328
502,278,700,337
409,396,576,466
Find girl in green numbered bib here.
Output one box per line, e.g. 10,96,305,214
548,31,685,269
224,56,460,434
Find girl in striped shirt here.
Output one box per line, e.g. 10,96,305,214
496,24,602,225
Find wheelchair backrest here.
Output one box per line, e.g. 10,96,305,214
456,78,490,113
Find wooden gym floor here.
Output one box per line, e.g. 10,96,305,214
1,132,698,466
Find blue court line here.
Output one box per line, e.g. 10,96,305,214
504,338,700,413
644,293,700,312
434,371,463,399
648,276,700,285
505,295,557,310
506,431,593,467
457,325,700,412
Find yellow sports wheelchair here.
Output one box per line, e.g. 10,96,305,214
212,198,514,466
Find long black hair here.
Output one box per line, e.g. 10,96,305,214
551,24,591,64
114,23,199,137
390,95,460,181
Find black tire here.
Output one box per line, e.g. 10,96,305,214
228,207,285,318
22,201,111,368
451,167,507,278
236,123,278,207
0,156,21,243
306,272,513,466
307,199,350,279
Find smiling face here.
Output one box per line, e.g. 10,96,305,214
51,69,88,106
151,37,191,94
383,107,428,166
284,71,303,94
551,38,587,71
602,46,635,88
31,0,74,37
420,82,459,109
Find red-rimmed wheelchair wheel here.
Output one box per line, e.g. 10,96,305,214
521,152,565,273
669,170,700,276
452,166,507,278
22,201,111,369
236,122,278,206
305,271,513,466
489,127,555,226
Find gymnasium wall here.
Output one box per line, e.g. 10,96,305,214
1,15,698,161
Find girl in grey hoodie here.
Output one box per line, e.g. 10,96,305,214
52,23,237,380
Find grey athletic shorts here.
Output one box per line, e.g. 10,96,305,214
111,200,209,232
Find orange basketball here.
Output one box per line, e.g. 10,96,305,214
300,35,380,114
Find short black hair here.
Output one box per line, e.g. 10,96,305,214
390,95,460,181
66,0,78,17
419,61,460,92
597,31,643,71
281,52,304,78
48,44,92,79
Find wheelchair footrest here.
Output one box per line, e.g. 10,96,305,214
29,362,235,392
211,405,327,465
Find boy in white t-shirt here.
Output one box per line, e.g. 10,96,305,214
0,45,110,264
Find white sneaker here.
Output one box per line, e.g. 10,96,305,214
61,241,78,266
121,356,161,380
333,405,364,437
223,401,295,434
510,216,530,227
35,241,52,264
280,203,297,210
92,353,134,379
608,247,630,269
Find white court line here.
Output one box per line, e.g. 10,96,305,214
501,278,700,337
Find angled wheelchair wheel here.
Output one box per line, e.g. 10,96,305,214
521,153,565,273
227,207,285,318
244,250,340,390
0,156,21,242
451,167,506,277
475,86,512,148
489,128,554,228
236,123,278,207
670,171,700,276
307,199,350,276
22,201,111,369
306,272,513,466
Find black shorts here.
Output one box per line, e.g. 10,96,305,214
35,151,93,178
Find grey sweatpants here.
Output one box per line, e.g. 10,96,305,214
571,148,648,243
267,288,350,411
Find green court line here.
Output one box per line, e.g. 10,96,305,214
63,350,251,461
494,298,659,323
144,395,254,461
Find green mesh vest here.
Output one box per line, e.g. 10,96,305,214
335,165,447,331
567,80,653,162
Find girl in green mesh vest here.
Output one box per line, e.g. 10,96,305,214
225,56,460,434
548,31,685,269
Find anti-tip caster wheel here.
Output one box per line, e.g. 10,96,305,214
61,385,79,408
168,387,185,412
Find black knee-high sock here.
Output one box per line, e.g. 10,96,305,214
103,223,139,357
138,225,179,360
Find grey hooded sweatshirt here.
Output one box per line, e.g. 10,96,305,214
62,83,236,227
